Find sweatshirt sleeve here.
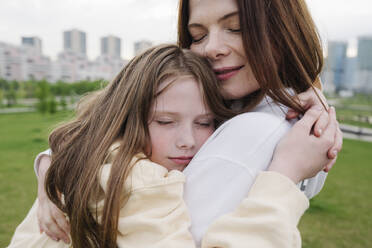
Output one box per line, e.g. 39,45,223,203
201,171,309,248
97,159,196,248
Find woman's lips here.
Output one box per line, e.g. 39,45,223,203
214,66,244,81
169,156,194,166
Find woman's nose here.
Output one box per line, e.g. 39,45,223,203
204,30,230,60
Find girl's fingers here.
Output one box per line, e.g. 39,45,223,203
297,87,329,111
323,158,337,172
295,106,323,132
320,107,337,149
285,109,300,120
313,110,329,137
327,122,343,159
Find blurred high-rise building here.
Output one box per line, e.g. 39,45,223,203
355,36,372,93
134,40,152,56
344,57,358,90
327,41,347,91
321,57,336,94
101,35,121,58
0,41,51,82
21,36,42,55
63,29,86,56
358,36,372,70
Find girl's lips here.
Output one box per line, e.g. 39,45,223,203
214,66,244,81
169,156,194,165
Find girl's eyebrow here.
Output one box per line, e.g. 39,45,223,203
188,11,239,28
153,111,178,116
153,111,213,118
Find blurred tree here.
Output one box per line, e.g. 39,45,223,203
35,80,50,114
59,95,67,110
48,95,58,114
5,88,17,107
0,88,4,107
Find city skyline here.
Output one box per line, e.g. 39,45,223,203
1,0,372,59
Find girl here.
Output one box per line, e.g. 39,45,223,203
9,44,231,247
9,44,336,248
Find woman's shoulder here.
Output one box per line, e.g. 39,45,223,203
218,111,292,137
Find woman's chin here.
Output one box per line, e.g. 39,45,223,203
220,82,261,100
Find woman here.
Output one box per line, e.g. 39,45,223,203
34,0,342,246
178,0,342,245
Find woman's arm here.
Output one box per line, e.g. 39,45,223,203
34,154,70,244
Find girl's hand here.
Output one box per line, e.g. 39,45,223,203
37,156,71,244
286,87,343,164
269,106,338,184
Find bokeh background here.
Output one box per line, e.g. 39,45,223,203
1,0,372,247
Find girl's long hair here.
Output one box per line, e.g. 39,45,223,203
45,44,233,248
178,0,325,112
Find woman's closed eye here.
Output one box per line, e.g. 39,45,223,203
190,33,206,43
228,28,241,33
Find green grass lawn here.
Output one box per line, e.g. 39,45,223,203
1,111,372,247
0,111,73,247
299,138,372,248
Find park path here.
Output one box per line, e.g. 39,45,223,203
340,124,372,142
0,107,35,114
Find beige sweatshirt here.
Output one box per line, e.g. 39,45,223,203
8,153,308,248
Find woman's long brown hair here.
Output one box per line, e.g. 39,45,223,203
45,44,233,248
178,0,325,112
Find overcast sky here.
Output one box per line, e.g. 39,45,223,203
1,0,371,60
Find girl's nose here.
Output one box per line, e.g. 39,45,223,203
176,126,196,149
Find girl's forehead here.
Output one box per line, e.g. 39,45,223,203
157,75,196,94
152,75,210,114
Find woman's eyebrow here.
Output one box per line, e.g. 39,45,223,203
218,11,239,23
188,11,239,28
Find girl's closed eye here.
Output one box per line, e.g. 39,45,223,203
157,120,173,125
195,118,214,128
155,117,175,125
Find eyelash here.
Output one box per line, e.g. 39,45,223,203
191,28,241,43
196,122,212,127
156,120,173,125
191,35,206,43
229,28,241,33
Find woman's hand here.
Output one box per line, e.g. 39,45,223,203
37,155,71,244
269,106,338,184
286,87,343,168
